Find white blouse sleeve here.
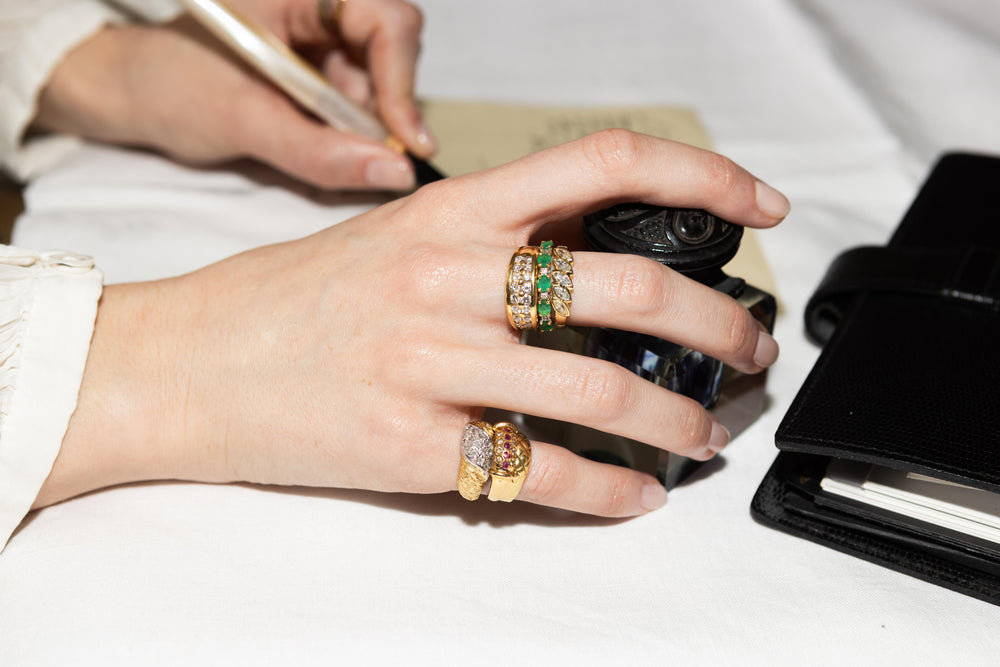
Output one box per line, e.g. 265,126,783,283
0,0,182,181
0,246,102,552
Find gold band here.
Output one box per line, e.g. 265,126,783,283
505,246,538,331
457,459,490,501
317,0,348,33
534,241,574,332
487,422,531,502
458,421,495,500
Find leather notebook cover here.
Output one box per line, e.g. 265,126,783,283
751,153,1000,604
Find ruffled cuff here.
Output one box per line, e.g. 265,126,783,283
0,246,102,551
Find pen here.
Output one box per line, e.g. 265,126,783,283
178,0,445,185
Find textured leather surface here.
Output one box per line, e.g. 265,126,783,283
752,152,1000,605
805,152,1000,343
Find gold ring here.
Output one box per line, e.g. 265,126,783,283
535,241,574,332
458,421,494,501
505,246,538,331
317,0,348,33
487,422,531,502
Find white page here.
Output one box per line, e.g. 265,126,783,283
822,459,1000,544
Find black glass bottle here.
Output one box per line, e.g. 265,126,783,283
516,204,776,488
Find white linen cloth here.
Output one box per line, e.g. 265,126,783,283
3,0,1000,663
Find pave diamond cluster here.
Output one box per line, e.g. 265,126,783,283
461,422,494,472
505,242,573,332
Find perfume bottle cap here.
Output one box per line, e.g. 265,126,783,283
583,204,743,284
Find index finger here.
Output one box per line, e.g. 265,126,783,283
427,130,790,235
336,0,432,157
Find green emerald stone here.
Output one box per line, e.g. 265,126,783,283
537,302,552,317
537,275,551,291
540,240,554,251
537,253,552,267
540,321,554,332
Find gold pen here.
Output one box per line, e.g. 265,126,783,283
178,0,444,185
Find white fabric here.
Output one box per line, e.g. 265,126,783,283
3,0,1000,663
0,247,101,552
0,0,181,180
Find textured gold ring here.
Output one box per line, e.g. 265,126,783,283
487,422,532,502
535,241,574,332
317,0,348,33
506,246,538,331
458,421,494,501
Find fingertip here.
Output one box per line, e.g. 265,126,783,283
689,420,731,461
641,482,668,511
384,107,437,158
364,153,415,189
753,331,780,368
754,179,791,223
413,119,437,157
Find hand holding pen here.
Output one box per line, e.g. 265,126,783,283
33,0,437,190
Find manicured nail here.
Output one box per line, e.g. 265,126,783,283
365,155,414,190
754,180,791,219
415,121,437,153
641,483,668,511
753,331,780,368
706,421,731,457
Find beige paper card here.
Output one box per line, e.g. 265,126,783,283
421,100,775,297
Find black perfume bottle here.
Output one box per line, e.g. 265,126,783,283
519,204,776,488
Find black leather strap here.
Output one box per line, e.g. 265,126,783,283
805,245,1000,344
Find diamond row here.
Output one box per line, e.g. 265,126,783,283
506,247,537,330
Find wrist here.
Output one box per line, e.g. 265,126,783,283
35,280,200,507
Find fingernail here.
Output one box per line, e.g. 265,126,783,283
753,331,780,368
754,180,791,219
705,421,731,457
415,121,437,154
641,483,668,511
365,156,414,190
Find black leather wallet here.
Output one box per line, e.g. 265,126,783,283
751,153,1000,605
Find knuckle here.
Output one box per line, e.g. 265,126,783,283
579,128,643,181
672,404,713,454
598,469,633,517
394,243,453,301
407,179,462,225
719,304,758,359
703,152,743,196
572,363,634,424
383,1,424,37
397,2,425,32
612,257,668,318
527,455,572,505
385,337,444,388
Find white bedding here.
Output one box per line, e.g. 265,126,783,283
4,0,1000,662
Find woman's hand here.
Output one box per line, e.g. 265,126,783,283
32,0,432,190
41,131,789,517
